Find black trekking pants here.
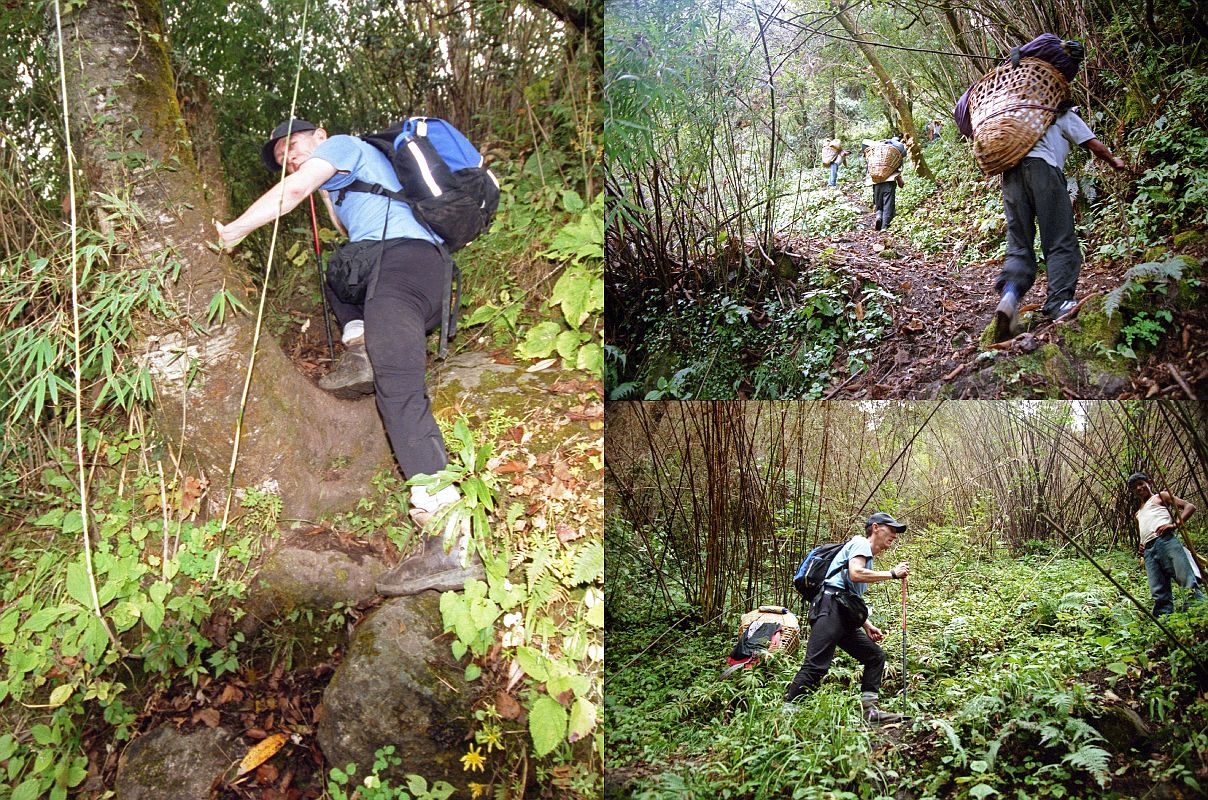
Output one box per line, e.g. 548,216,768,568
873,181,897,229
785,593,885,701
324,239,448,479
996,157,1082,318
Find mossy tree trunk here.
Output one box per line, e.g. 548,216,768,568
60,0,390,519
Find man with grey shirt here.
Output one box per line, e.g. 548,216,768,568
993,104,1128,342
784,512,911,723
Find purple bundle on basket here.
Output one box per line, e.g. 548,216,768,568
954,34,1082,139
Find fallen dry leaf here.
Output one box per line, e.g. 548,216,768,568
193,708,220,728
496,691,523,720
237,732,289,777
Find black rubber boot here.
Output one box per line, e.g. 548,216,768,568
993,286,1020,343
375,531,485,596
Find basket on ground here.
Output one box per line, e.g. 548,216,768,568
969,57,1069,176
736,606,800,656
866,142,903,183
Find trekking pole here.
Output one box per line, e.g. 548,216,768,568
901,575,907,703
308,194,336,363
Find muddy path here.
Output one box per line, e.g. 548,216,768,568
800,189,1207,400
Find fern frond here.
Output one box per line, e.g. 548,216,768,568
1064,743,1111,786
1104,256,1189,318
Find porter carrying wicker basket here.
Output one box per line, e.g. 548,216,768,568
866,142,903,183
969,57,1070,176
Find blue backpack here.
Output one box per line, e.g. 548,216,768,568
340,116,501,253
792,541,848,601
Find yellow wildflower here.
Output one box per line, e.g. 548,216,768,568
460,743,487,773
476,722,505,752
469,783,489,799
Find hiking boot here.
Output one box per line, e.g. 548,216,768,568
1048,299,1078,320
377,484,484,596
318,339,374,399
861,699,904,724
993,286,1021,343
874,214,883,231
375,529,485,596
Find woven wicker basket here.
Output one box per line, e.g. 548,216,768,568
821,144,840,166
969,57,1070,176
738,608,801,657
866,142,903,183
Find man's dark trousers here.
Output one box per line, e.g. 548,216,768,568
785,592,885,701
324,239,449,479
997,156,1081,318
873,182,896,229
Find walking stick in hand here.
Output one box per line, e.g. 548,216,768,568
901,575,908,703
308,194,336,363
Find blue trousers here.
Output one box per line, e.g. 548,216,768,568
1144,532,1205,616
828,162,839,186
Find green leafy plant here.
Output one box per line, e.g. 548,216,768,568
516,192,604,374
327,747,455,800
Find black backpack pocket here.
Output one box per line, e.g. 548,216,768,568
326,240,383,305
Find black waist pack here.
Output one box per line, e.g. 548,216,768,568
325,239,384,305
833,590,869,629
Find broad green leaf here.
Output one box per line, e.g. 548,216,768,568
516,646,550,681
148,581,170,605
468,596,500,631
12,778,41,800
23,605,66,633
516,321,563,360
585,601,604,629
140,598,165,633
568,697,597,742
451,640,468,660
529,694,568,757
561,190,585,213
550,266,595,329
48,684,73,707
576,342,603,375
969,784,997,800
464,663,481,682
555,329,582,361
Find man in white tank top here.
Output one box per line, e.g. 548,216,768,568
1128,472,1202,616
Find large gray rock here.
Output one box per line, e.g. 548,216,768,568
116,725,239,800
317,592,470,791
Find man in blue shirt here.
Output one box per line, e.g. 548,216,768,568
784,512,910,723
216,119,482,596
992,106,1128,342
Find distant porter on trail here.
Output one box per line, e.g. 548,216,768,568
785,512,911,724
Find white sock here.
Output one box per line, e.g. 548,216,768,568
341,319,365,345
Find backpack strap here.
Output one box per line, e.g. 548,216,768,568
334,179,406,207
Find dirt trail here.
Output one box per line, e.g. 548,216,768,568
804,190,1204,399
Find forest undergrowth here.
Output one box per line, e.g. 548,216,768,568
605,524,1208,800
606,0,1208,401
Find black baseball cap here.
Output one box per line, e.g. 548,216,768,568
261,119,318,172
1127,472,1150,488
867,512,906,532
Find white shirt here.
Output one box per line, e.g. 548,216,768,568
1137,494,1174,547
1026,109,1095,170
